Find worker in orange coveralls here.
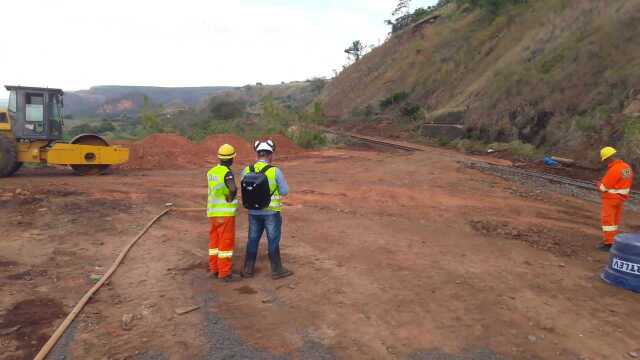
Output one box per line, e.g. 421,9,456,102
597,146,634,252
206,144,241,282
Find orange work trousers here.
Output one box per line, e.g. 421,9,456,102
601,198,624,245
208,217,236,279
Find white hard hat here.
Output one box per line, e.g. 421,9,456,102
254,140,275,153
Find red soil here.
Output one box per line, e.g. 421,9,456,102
117,133,302,170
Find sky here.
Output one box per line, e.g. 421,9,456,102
0,0,437,98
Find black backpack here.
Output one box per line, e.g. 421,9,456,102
241,164,274,210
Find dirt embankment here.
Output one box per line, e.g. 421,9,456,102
117,133,302,170
321,0,640,165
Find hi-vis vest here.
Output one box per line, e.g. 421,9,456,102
207,165,238,217
599,160,634,201
243,162,282,212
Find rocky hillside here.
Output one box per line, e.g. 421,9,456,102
321,0,640,164
205,80,326,114
65,85,233,118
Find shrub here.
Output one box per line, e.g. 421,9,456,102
574,114,599,136
380,91,410,110
452,139,487,153
290,126,327,149
364,105,375,117
573,106,611,137
621,116,640,162
208,99,247,120
508,140,536,159
402,103,422,120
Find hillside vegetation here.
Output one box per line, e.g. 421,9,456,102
65,85,233,118
65,81,330,149
321,0,640,165
163,80,328,147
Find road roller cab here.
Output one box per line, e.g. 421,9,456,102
0,85,129,177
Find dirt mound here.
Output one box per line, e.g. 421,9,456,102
118,133,302,170
119,134,204,170
258,134,303,156
198,134,254,162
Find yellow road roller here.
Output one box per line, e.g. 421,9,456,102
0,85,129,177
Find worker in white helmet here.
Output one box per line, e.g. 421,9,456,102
240,139,293,279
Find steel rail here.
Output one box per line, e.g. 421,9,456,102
321,127,639,196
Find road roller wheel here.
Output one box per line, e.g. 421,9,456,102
69,134,111,176
8,162,23,176
0,135,18,178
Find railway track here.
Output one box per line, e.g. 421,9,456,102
321,128,426,152
469,161,640,197
320,127,640,197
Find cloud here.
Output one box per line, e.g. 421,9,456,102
0,0,437,97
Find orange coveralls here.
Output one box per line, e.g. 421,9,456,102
209,217,235,278
598,159,634,245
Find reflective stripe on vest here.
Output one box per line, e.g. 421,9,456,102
601,160,634,199
602,225,619,232
207,165,237,217
209,248,219,256
244,162,282,212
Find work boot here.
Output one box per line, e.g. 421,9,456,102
242,259,256,278
221,274,241,283
597,244,613,252
269,250,294,280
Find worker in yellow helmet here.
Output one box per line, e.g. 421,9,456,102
596,147,634,251
206,144,240,282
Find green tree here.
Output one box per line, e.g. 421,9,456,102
208,98,247,120
96,121,116,134
141,95,160,131
392,0,412,17
344,40,366,62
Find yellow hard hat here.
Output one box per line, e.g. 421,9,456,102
600,146,617,162
218,144,236,160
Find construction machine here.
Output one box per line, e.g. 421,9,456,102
0,85,128,177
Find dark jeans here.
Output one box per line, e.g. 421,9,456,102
245,213,282,262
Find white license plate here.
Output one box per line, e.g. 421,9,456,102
612,258,640,275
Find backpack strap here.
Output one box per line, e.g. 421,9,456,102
249,164,255,173
259,165,273,174
259,165,278,196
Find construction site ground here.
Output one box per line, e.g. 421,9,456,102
1,142,639,360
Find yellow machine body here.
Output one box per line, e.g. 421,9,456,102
15,140,129,166
0,86,130,177
0,107,9,132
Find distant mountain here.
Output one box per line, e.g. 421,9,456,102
64,85,234,118
207,80,327,113
0,99,7,108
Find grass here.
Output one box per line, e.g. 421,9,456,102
621,116,640,163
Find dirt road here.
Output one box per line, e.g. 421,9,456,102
1,145,639,360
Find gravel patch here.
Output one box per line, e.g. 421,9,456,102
408,348,504,360
201,293,336,360
45,318,78,360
